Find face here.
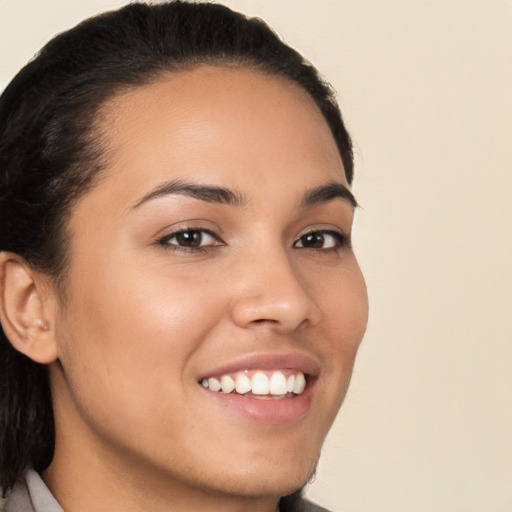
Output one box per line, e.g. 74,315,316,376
47,67,368,504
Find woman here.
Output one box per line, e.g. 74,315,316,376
0,2,368,511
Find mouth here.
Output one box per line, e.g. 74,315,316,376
199,369,308,399
197,354,319,423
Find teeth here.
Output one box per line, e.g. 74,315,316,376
208,377,221,392
252,372,269,395
221,375,235,393
235,373,252,394
202,370,307,397
293,372,306,394
269,372,287,395
286,374,295,393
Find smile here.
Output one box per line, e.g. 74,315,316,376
200,370,307,398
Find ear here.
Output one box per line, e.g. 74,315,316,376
0,252,58,364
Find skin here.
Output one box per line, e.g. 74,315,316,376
23,67,368,511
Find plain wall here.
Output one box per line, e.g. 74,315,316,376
1,1,511,511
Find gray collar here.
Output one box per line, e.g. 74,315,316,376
3,470,63,512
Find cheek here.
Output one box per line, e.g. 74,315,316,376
313,261,368,407
318,259,368,346
56,258,227,423
66,255,219,345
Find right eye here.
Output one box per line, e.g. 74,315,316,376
158,229,222,252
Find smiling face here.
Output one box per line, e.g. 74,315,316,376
44,66,368,510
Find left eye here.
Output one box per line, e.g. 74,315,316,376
294,231,345,249
161,229,218,248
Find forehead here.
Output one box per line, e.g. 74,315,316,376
88,66,347,213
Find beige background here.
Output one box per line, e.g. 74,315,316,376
1,1,511,511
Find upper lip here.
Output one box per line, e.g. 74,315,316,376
197,352,321,380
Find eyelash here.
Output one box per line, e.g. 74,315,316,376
157,228,221,253
294,230,350,251
157,228,350,253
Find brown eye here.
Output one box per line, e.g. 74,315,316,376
294,231,345,250
160,229,219,249
174,230,203,247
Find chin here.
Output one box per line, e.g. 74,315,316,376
207,473,311,501
202,446,319,500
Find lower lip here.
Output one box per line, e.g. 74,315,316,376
200,382,315,424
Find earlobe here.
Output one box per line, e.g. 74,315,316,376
0,252,58,364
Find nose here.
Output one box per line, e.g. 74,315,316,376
229,248,321,332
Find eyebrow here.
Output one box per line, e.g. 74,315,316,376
300,181,358,209
132,179,247,209
131,178,357,210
